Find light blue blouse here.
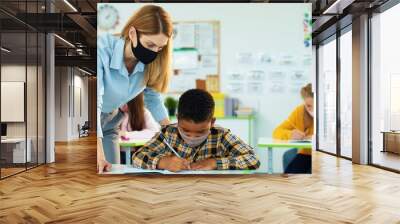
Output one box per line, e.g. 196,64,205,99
97,34,167,138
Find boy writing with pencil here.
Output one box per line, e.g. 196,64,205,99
132,89,260,172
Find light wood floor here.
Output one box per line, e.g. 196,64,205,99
0,136,400,224
372,151,400,171
1,167,26,177
1,163,45,178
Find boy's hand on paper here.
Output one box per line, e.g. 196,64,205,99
157,156,191,172
190,158,217,170
291,129,306,140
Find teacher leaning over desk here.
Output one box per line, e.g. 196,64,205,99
97,5,173,173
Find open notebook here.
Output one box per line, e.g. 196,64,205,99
102,164,260,175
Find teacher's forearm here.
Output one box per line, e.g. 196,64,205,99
97,137,106,161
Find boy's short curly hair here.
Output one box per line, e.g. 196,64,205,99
177,89,215,123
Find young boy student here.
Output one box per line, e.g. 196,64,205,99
132,89,260,172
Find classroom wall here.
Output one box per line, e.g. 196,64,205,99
99,3,312,172
54,67,89,141
103,3,311,132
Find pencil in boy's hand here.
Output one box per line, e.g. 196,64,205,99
163,139,182,159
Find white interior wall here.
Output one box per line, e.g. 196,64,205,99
1,65,31,138
1,64,46,163
54,67,89,141
55,66,68,141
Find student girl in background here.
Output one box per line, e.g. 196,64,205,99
119,92,160,139
97,5,173,173
272,83,314,173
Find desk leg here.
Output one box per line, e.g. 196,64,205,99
125,149,131,165
268,147,273,174
125,147,131,165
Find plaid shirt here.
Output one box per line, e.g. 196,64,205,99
132,124,260,170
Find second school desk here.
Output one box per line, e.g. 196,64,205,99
258,138,312,174
119,139,149,165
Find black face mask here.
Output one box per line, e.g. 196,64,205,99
131,32,158,65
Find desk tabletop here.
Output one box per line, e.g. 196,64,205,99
258,137,312,148
102,164,262,175
1,138,27,143
381,131,400,134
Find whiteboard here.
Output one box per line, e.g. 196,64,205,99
1,82,25,122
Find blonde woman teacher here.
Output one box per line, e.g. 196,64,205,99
97,5,173,173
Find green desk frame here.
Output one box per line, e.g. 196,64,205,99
258,138,312,174
119,140,148,165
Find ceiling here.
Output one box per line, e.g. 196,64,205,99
0,0,97,73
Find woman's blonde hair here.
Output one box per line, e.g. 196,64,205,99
300,83,313,99
121,5,173,93
301,83,314,130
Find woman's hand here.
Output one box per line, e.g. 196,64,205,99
291,129,306,140
97,158,112,174
97,138,112,173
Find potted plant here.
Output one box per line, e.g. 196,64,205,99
164,97,178,117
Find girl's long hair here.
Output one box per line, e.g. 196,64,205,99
301,83,314,130
127,92,145,131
